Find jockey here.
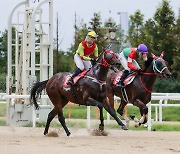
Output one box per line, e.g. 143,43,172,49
118,44,148,87
68,30,98,85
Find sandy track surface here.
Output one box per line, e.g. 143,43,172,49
0,126,180,154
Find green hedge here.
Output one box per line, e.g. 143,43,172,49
154,77,180,93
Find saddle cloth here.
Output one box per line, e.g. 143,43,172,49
113,72,137,86
64,70,88,86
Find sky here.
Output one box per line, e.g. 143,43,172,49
0,0,179,51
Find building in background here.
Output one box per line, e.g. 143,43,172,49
117,12,129,35
117,12,130,50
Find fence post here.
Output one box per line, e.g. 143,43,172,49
107,112,110,124
32,106,36,127
87,106,91,129
155,106,158,121
159,100,163,123
148,101,152,131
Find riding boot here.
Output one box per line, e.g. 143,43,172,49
118,70,129,87
68,68,82,85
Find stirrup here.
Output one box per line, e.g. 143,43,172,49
67,78,74,85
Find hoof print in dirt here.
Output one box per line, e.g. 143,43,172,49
91,129,108,136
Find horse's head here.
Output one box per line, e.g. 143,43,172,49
151,51,171,79
100,49,119,68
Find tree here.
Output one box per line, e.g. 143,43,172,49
89,13,108,54
170,10,180,77
152,0,175,65
0,30,8,73
128,10,144,47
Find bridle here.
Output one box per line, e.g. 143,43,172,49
138,57,168,93
98,50,118,68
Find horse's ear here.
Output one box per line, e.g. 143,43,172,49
151,53,157,60
160,51,164,58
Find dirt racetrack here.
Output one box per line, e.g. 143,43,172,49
0,126,179,154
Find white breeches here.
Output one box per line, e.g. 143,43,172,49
118,52,141,71
74,53,92,71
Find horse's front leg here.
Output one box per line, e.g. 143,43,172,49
102,98,128,130
131,99,148,127
117,100,130,128
86,97,104,130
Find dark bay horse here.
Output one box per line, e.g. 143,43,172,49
30,49,128,137
106,52,172,127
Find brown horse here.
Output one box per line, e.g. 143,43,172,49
106,52,172,127
30,49,128,137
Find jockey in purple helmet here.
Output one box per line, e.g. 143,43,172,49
117,44,148,87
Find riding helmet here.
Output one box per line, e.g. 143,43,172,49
138,44,148,53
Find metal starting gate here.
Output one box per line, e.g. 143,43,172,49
7,0,53,126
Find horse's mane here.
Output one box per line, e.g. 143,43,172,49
144,56,153,70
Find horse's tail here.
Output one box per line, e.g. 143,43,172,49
30,80,49,110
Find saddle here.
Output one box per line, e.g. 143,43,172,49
64,70,88,86
113,71,137,87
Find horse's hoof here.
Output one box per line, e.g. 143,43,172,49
67,132,71,137
130,115,135,120
44,132,48,135
122,125,128,130
68,134,74,138
135,123,140,127
99,125,104,131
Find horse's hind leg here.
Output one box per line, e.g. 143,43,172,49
117,100,130,127
46,91,70,136
44,108,57,135
132,99,148,127
58,112,71,136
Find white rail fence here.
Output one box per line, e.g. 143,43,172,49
1,93,180,130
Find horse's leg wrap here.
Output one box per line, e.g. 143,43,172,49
122,115,130,128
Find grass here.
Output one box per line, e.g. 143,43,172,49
23,120,180,131
0,103,6,117
0,118,179,131
63,103,180,122
0,119,6,126
0,102,180,131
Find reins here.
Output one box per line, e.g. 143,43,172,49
138,62,165,93
139,75,152,93
140,72,162,77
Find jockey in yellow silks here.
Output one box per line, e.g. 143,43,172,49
68,31,98,85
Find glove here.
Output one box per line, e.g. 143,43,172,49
90,58,96,66
115,62,121,69
137,68,142,75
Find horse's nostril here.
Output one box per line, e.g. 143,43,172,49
166,73,172,78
